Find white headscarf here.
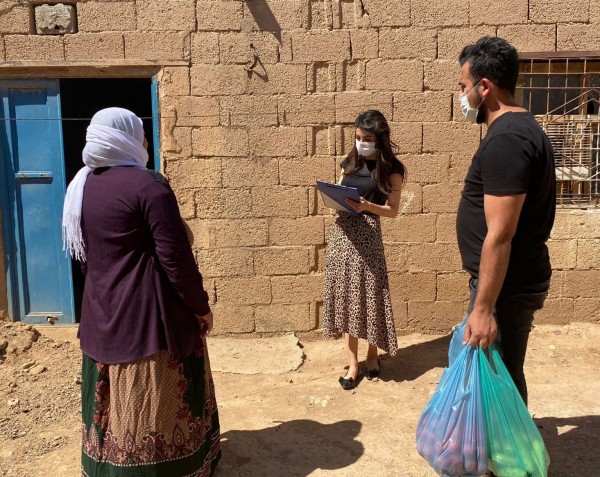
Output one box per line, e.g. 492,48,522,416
62,107,149,261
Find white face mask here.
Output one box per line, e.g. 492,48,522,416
356,139,377,157
459,81,483,123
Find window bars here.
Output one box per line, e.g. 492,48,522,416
517,55,600,207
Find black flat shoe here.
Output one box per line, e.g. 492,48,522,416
365,358,380,381
338,375,356,390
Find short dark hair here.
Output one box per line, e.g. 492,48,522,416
459,36,520,94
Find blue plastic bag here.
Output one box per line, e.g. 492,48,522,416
479,346,550,477
448,314,469,366
419,321,549,477
416,344,489,476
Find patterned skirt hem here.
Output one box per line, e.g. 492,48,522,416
81,446,221,477
323,326,398,356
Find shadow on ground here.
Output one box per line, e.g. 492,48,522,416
218,419,363,476
535,415,600,476
380,334,452,383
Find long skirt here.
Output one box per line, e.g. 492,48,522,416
323,211,398,355
81,344,221,477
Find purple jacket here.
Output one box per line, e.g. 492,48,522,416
78,166,210,364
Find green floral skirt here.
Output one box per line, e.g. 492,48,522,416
81,345,221,477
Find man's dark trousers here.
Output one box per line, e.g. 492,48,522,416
467,278,549,406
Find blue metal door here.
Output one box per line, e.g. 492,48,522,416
0,79,75,324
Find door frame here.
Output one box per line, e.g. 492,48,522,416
0,74,162,323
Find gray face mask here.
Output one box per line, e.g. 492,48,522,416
459,81,484,123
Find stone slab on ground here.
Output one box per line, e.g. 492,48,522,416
209,333,305,375
35,325,78,344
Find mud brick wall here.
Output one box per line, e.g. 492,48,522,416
1,0,600,332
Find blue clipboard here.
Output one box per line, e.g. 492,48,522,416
316,180,361,214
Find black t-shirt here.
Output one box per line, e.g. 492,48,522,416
340,157,404,205
456,112,556,289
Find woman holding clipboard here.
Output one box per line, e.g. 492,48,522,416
323,110,405,390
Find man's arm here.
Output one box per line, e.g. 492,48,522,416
463,193,526,348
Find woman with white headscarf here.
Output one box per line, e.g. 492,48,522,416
63,107,221,476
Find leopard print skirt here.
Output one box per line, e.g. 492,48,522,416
323,211,398,355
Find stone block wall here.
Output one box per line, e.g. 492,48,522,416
1,0,600,332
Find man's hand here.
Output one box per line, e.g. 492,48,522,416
196,311,214,339
463,309,497,348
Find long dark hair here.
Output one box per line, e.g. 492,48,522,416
343,110,406,198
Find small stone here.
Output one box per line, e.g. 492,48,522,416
34,4,77,35
8,398,19,407
74,376,82,385
28,364,47,375
22,361,36,370
0,339,8,351
548,344,556,350
0,449,13,459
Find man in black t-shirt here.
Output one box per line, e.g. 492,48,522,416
456,37,556,405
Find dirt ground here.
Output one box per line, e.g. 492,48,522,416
0,321,598,477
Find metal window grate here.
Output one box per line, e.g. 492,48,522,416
517,56,600,207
